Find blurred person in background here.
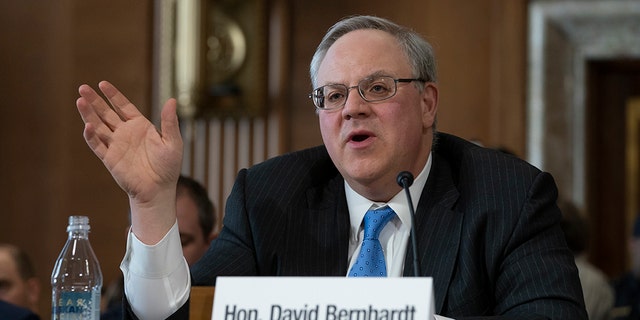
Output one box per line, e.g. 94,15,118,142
559,201,614,320
611,215,640,320
175,175,218,266
0,244,41,319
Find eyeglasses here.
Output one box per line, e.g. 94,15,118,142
309,76,425,110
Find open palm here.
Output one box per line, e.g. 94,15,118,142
76,81,183,204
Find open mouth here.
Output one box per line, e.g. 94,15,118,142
351,134,370,142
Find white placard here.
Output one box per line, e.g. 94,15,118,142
211,277,434,320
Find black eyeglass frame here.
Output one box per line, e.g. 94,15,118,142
308,76,426,111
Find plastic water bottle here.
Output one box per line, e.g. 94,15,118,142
51,215,103,320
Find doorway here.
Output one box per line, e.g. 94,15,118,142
586,59,640,278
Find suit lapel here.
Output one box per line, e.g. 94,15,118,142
297,173,350,275
403,153,462,314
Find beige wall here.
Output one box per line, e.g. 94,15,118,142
0,0,526,318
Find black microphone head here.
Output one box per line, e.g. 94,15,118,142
396,171,414,188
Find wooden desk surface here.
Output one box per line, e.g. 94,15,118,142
190,286,216,320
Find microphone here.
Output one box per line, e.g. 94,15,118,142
397,171,421,277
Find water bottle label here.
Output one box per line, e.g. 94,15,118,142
52,291,99,320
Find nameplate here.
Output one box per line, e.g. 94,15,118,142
211,277,434,320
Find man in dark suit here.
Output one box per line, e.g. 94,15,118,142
0,301,40,320
76,15,586,319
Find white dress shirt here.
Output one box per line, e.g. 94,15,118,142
346,155,431,277
121,154,431,319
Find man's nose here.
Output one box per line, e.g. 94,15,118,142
342,87,370,120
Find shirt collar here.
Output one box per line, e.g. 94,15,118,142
345,153,432,238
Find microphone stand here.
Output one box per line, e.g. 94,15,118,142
397,171,421,277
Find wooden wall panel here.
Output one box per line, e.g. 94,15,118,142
0,1,153,317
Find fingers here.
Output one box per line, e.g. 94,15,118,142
77,81,182,160
160,98,182,145
78,84,123,131
82,122,108,159
77,96,113,157
98,81,144,121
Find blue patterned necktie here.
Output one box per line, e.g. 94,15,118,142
349,206,396,277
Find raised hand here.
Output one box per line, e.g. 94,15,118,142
76,81,183,243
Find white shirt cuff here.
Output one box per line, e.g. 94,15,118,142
120,221,191,319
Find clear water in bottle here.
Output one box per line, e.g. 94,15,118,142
51,215,102,320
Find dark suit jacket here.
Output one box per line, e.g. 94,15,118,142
0,301,40,320
126,132,587,319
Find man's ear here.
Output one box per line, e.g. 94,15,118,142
25,277,40,310
207,231,219,243
421,83,438,128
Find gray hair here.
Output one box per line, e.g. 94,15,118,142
309,15,437,88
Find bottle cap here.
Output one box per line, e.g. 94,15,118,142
67,215,91,232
